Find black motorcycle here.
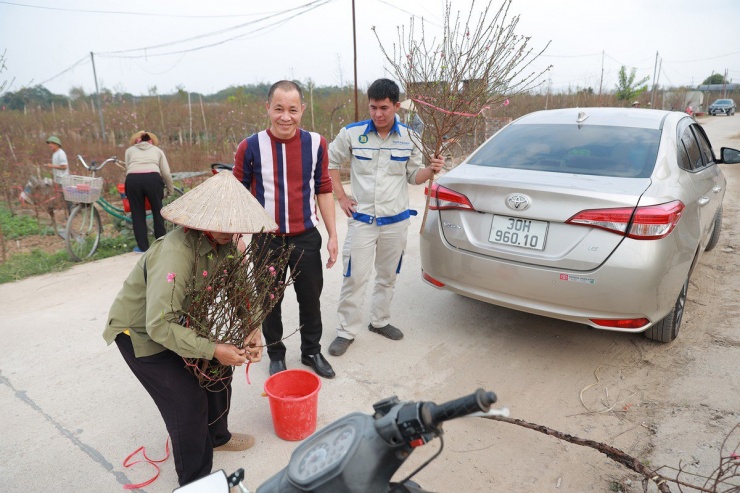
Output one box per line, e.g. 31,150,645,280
176,388,508,493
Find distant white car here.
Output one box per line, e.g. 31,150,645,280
421,107,740,342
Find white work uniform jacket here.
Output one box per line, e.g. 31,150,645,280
329,119,423,224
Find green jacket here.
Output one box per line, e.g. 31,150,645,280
103,227,233,359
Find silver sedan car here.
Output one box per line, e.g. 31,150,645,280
420,108,740,342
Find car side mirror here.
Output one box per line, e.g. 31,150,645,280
720,147,740,164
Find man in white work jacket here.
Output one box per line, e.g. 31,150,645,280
327,78,444,356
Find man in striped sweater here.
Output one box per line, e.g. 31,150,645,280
233,80,338,379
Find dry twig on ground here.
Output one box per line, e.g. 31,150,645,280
486,416,740,492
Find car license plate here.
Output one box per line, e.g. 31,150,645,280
489,215,548,250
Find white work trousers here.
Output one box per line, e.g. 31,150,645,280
336,218,408,339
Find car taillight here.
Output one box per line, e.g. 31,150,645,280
422,271,445,287
627,201,685,239
590,318,650,329
566,201,684,240
425,183,476,211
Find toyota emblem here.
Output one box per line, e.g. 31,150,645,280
506,194,530,210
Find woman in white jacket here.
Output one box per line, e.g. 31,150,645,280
125,131,174,253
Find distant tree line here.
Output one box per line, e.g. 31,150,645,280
1,81,356,112
0,71,731,112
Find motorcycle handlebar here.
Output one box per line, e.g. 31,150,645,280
422,388,497,427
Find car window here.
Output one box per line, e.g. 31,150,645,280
467,124,659,177
691,124,715,167
677,142,692,171
680,127,703,170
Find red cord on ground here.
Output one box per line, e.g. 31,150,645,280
122,438,171,490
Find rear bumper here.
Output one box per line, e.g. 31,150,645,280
420,216,694,332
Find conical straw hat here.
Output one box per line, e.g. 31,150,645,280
161,172,278,234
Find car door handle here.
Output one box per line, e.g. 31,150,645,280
712,186,722,193
698,197,710,206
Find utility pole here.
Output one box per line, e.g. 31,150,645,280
188,91,192,144
597,50,604,106
352,0,359,122
650,51,659,109
90,52,106,142
652,58,662,109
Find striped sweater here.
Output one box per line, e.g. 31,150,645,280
233,128,332,234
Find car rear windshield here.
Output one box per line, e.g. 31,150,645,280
468,124,660,178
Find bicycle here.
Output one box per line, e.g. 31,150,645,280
61,155,189,261
18,172,71,239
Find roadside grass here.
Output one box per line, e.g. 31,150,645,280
0,233,135,284
0,206,47,238
0,233,134,284
0,205,136,284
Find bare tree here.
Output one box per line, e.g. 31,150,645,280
373,0,551,229
0,49,13,95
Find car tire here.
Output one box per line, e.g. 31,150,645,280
704,206,722,252
644,277,688,343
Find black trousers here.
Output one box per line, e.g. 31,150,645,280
125,172,165,251
254,228,324,360
114,334,232,486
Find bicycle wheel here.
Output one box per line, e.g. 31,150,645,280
65,204,102,261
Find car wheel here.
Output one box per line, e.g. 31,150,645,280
704,206,722,252
644,277,688,343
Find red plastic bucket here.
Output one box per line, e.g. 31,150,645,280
264,369,321,441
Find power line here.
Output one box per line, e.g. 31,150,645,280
36,55,89,86
374,0,442,26
97,0,333,57
663,51,740,64
0,0,306,19
15,0,334,91
98,0,335,60
541,52,602,59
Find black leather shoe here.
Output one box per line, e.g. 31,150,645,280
269,359,287,376
301,353,335,379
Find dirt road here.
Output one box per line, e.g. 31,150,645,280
0,115,738,492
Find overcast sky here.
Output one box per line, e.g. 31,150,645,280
1,0,739,97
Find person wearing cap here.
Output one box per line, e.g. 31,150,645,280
125,130,175,253
233,80,338,379
43,136,69,183
103,171,276,487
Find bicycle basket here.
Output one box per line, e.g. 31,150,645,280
60,175,103,203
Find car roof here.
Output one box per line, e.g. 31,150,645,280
513,107,671,129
